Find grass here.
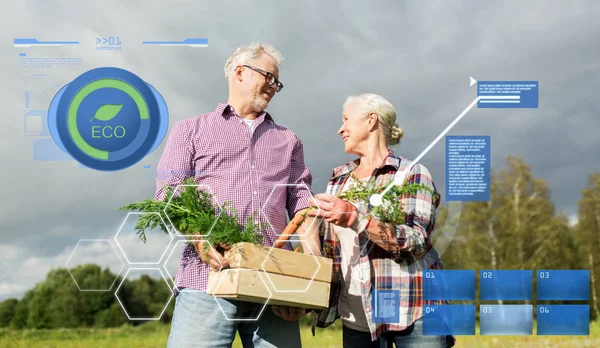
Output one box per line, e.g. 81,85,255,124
1,320,599,347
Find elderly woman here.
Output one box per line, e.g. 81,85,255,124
307,93,455,347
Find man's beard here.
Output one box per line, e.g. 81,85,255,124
251,96,269,113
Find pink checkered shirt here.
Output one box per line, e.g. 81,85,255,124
155,103,313,293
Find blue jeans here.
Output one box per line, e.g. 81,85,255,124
342,319,454,348
167,289,301,348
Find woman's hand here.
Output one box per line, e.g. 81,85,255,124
306,193,359,228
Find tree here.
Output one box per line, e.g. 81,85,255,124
0,298,18,327
11,290,33,329
27,268,82,329
492,156,577,273
574,172,600,319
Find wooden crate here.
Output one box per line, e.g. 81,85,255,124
206,242,333,309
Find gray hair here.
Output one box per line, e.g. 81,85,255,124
343,93,404,146
224,42,284,82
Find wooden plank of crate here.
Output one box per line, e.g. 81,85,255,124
207,269,330,309
224,242,333,283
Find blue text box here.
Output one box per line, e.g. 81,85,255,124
537,305,589,335
371,290,400,324
423,305,475,336
537,270,589,301
480,305,532,335
477,81,538,108
480,270,532,300
423,270,476,301
446,136,490,202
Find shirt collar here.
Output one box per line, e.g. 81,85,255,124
331,149,405,179
216,103,274,122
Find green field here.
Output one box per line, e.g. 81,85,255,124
1,321,598,347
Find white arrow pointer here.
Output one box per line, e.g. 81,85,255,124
470,76,477,87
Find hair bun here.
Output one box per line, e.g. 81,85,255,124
391,124,404,140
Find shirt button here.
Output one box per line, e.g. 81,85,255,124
253,191,257,195
251,165,255,169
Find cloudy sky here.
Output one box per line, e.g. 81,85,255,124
0,0,598,301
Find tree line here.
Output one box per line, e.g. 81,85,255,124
0,264,175,329
1,155,598,329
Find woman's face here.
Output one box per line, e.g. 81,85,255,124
338,103,370,155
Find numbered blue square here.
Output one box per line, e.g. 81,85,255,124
537,270,589,301
423,305,475,335
423,270,476,301
480,270,532,300
480,305,532,335
537,305,589,335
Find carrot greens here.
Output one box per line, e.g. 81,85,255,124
118,177,264,252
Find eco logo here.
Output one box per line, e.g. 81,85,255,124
48,67,168,171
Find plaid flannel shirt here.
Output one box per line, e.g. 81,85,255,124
313,150,455,344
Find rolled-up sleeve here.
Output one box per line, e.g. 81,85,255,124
286,136,314,218
155,121,195,202
392,163,441,261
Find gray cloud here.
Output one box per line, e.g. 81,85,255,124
0,0,599,300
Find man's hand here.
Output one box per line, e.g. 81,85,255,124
272,306,306,321
188,234,230,271
306,193,359,228
197,243,230,271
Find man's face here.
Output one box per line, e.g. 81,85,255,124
239,54,280,112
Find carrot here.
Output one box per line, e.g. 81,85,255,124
273,210,306,248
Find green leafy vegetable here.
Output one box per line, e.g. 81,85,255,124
118,177,263,253
337,173,434,226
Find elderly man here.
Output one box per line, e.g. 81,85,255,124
157,42,318,348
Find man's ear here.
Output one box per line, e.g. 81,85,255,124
234,65,244,82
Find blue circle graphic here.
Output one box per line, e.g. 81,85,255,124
49,67,169,171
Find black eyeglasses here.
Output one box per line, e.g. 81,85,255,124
242,65,283,92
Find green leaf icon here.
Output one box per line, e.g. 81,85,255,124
90,104,123,122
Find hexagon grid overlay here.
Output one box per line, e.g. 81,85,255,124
164,184,222,238
211,268,272,322
66,239,125,292
261,183,320,237
262,239,321,293
162,239,223,290
114,267,174,321
114,211,173,265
